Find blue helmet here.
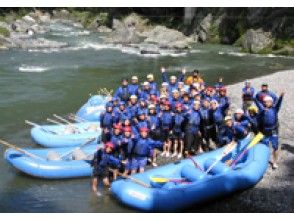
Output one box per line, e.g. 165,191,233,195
119,101,126,106
105,102,114,108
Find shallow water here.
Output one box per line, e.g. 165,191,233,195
0,22,293,212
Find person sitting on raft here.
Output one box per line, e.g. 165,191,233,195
255,92,285,169
91,142,124,192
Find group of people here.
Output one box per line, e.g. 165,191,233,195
91,67,285,192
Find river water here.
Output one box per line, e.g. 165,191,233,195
0,22,293,212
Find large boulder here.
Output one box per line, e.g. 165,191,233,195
144,25,191,49
109,19,141,44
242,28,274,53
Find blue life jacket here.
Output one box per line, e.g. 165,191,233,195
132,137,162,157
242,87,255,101
135,119,149,132
217,95,230,112
160,110,173,130
120,135,135,159
128,84,139,96
186,109,201,133
114,86,130,101
173,112,186,133
182,100,192,113
200,107,214,127
127,103,138,118
149,81,157,91
148,113,160,130
115,109,131,123
110,133,122,150
234,114,251,129
219,123,247,145
93,149,120,169
139,89,151,100
255,95,283,134
100,111,115,129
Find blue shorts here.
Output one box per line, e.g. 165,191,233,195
125,158,136,171
134,157,147,170
262,134,279,150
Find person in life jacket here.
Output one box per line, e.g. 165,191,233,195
147,104,161,141
110,123,123,156
247,105,259,134
131,127,162,173
185,69,204,86
127,95,139,119
91,142,123,192
218,115,248,147
255,92,285,169
242,80,255,112
181,93,192,113
161,67,185,95
255,83,278,106
214,77,224,92
172,103,186,159
114,101,131,124
159,101,174,157
147,74,157,91
170,89,182,111
233,108,251,129
184,100,202,156
139,81,152,100
134,109,149,136
100,102,116,143
217,86,230,114
204,86,217,101
160,82,170,98
128,75,140,96
200,98,218,151
114,78,131,102
120,126,136,175
136,98,148,117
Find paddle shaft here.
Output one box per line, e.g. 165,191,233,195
25,120,57,135
205,141,237,174
0,139,44,160
60,138,96,159
109,169,151,188
53,114,73,125
47,118,63,125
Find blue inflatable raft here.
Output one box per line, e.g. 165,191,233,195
76,95,109,121
31,122,101,148
4,144,99,179
111,137,270,211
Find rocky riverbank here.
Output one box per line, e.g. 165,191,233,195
1,8,293,56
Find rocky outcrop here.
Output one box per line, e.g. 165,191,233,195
109,18,141,44
241,29,274,53
143,25,192,49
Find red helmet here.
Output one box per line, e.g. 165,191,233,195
140,127,149,133
206,86,214,92
164,101,171,106
219,86,227,92
105,142,114,149
113,123,122,130
175,103,182,109
123,126,132,133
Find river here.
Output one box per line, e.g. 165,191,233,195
0,22,293,212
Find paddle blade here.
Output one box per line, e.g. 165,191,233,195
247,132,264,149
150,177,169,183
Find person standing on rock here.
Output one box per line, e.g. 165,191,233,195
147,74,157,91
128,76,140,96
255,92,285,169
114,78,131,102
161,67,185,95
185,69,204,86
242,80,255,112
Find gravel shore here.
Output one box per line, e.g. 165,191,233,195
156,70,294,212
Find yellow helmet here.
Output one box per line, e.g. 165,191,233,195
248,105,258,113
